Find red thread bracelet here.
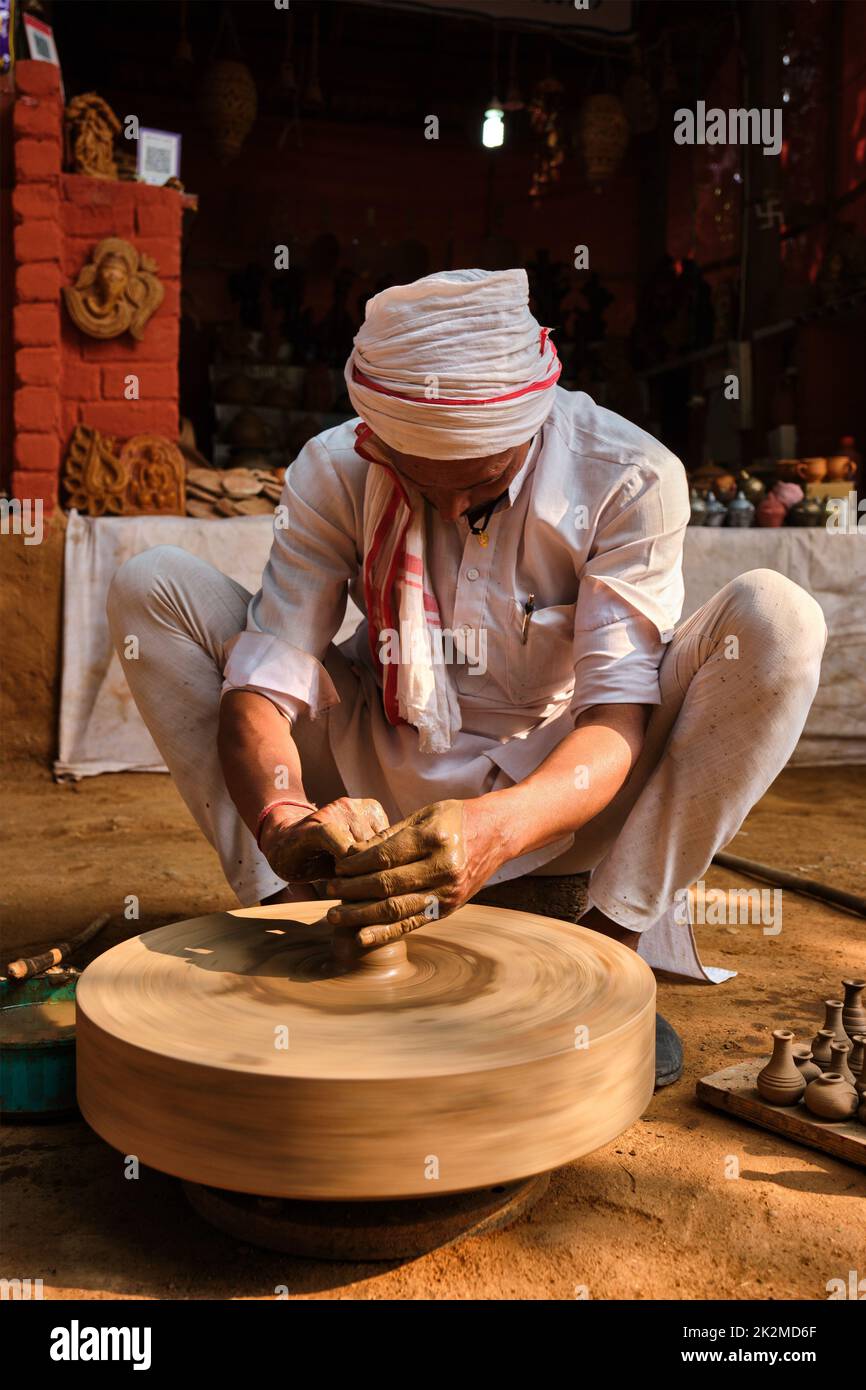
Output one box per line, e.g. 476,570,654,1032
255,798,317,849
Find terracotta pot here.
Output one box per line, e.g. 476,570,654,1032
795,457,827,484
775,459,803,483
822,999,848,1045
756,1030,806,1106
825,455,856,481
792,1046,821,1084
755,492,787,528
803,1072,858,1121
829,1041,857,1086
841,979,866,1040
810,1027,835,1071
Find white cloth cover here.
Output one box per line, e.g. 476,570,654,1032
345,268,560,459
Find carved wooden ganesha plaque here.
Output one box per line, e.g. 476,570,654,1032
63,237,164,341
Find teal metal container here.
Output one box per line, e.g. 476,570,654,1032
0,973,79,1117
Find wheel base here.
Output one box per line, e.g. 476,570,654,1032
183,1173,550,1261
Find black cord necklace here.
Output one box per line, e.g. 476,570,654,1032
465,489,508,546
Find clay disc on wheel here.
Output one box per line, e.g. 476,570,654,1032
76,903,655,1200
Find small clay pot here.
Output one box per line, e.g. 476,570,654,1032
703,490,727,527
841,979,866,1041
726,489,755,528
688,488,707,526
792,1046,821,1084
848,1035,866,1078
810,1027,835,1071
803,1072,858,1121
756,1030,806,1106
787,496,823,527
822,999,848,1046
738,470,766,504
825,455,856,481
755,492,786,528
775,459,803,483
829,1041,857,1086
796,457,828,484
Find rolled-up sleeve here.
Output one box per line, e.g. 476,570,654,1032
571,454,690,718
221,435,360,722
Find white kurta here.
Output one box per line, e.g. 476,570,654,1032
220,387,691,882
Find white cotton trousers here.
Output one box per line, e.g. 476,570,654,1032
106,548,827,938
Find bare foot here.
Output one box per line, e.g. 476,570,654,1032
579,905,640,952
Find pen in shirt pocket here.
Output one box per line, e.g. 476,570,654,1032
520,593,535,644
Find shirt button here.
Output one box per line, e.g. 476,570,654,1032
466,567,480,581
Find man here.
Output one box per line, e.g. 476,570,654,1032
108,269,827,1088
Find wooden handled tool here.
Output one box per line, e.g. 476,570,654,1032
6,913,110,982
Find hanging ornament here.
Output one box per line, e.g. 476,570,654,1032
527,77,565,200
621,48,658,134
579,93,630,185
199,59,258,161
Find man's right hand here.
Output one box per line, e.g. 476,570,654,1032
259,797,390,885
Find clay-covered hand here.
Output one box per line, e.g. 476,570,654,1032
324,798,504,946
260,797,389,884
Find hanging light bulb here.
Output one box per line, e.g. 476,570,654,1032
483,99,505,148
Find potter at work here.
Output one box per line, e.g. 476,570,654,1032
108,268,830,1092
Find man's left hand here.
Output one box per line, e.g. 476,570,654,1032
324,798,502,946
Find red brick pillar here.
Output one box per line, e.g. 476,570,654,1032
11,61,182,517
11,61,63,513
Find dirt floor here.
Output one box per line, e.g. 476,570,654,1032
1,761,864,1301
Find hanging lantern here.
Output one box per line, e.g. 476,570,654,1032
198,59,258,162
579,93,630,185
621,50,658,135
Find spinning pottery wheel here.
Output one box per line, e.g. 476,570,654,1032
77,903,655,1256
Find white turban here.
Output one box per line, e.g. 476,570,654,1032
345,268,560,460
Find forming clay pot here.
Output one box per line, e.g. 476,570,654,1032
829,1041,856,1086
756,1030,806,1106
810,1027,836,1071
822,999,847,1046
841,979,866,1041
755,492,787,528
792,1046,821,1084
803,1072,858,1122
